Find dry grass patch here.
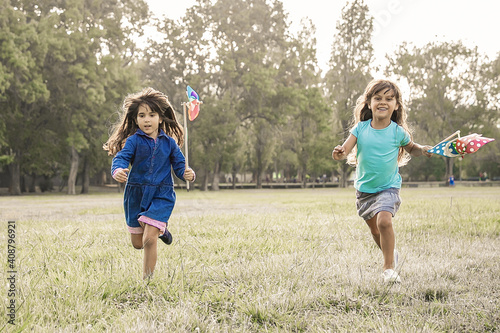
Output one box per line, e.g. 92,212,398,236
0,187,498,332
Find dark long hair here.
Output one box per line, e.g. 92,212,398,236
104,87,184,156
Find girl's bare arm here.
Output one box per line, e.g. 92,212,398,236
332,134,357,160
404,141,433,157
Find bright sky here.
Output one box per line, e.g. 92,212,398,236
146,0,500,73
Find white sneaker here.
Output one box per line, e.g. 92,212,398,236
393,249,399,269
383,269,401,283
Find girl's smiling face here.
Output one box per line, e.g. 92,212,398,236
136,104,162,139
368,88,399,125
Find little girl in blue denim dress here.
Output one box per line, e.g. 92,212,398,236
333,79,433,284
104,87,195,279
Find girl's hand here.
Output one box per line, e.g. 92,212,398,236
332,145,346,160
422,145,433,158
113,168,129,183
184,167,196,182
332,135,356,161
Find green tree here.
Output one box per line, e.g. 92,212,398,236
219,0,288,188
461,52,500,180
144,0,217,189
35,0,148,194
0,0,148,195
324,0,374,188
0,1,50,194
276,19,331,187
387,41,495,181
155,0,289,189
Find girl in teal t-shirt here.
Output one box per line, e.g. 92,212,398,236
332,79,433,284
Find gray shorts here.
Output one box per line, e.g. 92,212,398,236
356,188,401,220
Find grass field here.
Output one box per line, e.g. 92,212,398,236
1,187,499,332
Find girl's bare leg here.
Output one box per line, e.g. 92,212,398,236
142,224,160,279
365,216,381,249
365,211,395,270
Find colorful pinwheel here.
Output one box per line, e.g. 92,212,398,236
182,86,202,191
428,131,495,158
186,86,201,121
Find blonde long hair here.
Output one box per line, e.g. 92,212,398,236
103,87,184,156
347,79,412,166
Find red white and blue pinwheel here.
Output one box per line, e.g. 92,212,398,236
182,86,202,191
186,86,201,121
428,131,495,158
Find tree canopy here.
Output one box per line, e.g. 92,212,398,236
1,0,498,194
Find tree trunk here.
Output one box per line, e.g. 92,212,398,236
21,174,27,193
99,170,107,186
81,157,90,194
67,146,79,195
340,164,349,188
301,167,307,189
212,161,220,191
256,149,263,189
8,160,21,195
29,173,37,193
231,165,237,190
256,171,262,188
201,171,209,191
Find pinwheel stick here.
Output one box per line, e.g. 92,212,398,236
182,102,190,191
437,130,461,145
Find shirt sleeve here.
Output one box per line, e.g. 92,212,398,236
111,136,136,175
350,122,360,138
169,138,186,181
398,126,411,146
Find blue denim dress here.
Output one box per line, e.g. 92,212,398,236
111,129,186,229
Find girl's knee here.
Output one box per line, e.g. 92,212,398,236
142,224,160,245
377,219,393,231
142,233,158,249
131,234,143,249
376,213,393,230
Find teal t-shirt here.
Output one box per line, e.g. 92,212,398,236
350,120,411,193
